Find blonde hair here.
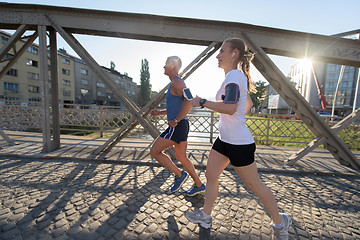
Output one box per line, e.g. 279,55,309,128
167,56,182,73
224,38,256,93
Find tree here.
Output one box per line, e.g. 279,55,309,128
249,80,267,112
110,61,115,70
140,59,151,106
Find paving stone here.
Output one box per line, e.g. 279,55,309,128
2,221,16,231
52,225,69,238
2,227,21,239
103,227,117,238
37,218,52,230
147,223,158,233
134,223,147,233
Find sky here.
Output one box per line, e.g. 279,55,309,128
1,0,359,99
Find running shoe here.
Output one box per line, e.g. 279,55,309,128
170,171,188,193
185,184,205,196
185,208,212,229
271,213,292,240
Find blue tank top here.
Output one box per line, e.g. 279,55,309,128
166,78,188,121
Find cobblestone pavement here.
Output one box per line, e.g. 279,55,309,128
1,156,360,240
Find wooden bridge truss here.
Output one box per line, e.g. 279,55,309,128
0,3,359,169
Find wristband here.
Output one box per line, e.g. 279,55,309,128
199,99,207,108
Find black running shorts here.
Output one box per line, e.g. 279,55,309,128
212,137,256,167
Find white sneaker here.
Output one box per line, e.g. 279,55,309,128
271,213,292,240
185,209,212,229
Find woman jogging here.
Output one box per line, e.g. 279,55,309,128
185,38,291,240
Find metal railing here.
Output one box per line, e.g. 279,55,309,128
1,101,359,149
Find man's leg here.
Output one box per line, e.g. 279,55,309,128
174,141,202,187
150,136,182,176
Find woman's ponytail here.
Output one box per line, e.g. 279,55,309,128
241,51,256,93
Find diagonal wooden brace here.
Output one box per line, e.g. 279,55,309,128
0,24,28,60
286,108,360,165
0,129,15,145
0,26,37,80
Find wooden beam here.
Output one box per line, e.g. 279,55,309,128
0,3,359,66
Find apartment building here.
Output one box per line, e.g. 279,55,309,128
0,31,76,104
1,30,138,106
101,66,137,105
57,49,75,104
55,49,138,106
1,31,42,103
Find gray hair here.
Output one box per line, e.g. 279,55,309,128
167,56,182,72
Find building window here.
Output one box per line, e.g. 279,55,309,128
63,89,71,96
1,36,9,44
96,82,105,88
4,82,19,92
26,59,38,67
29,97,41,102
81,79,88,85
62,79,71,86
62,68,70,75
327,64,336,71
28,85,40,93
61,58,70,65
327,73,336,80
28,72,39,80
3,53,13,60
4,97,19,101
27,46,38,55
97,91,105,97
6,69,18,76
341,81,348,88
80,68,88,76
81,89,89,96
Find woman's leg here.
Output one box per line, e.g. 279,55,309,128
233,162,282,224
174,141,202,187
203,149,230,215
150,137,182,177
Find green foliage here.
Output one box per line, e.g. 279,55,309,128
110,61,115,70
249,80,267,110
140,59,151,107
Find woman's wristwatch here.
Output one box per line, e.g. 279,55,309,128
199,99,207,108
